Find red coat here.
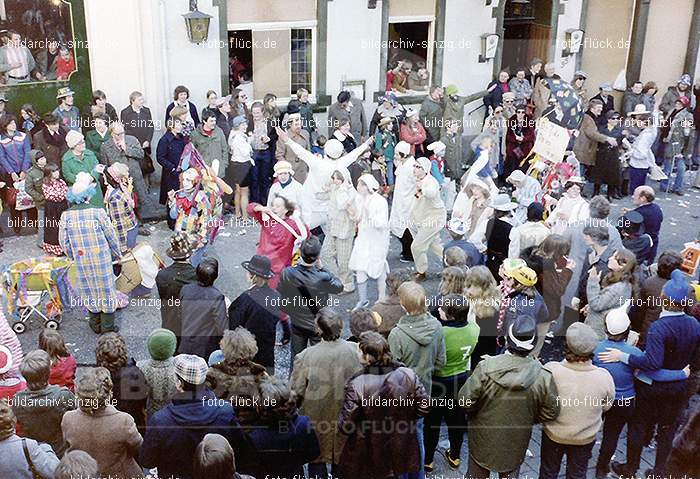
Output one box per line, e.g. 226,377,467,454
506,117,536,162
400,122,427,156
248,203,308,289
49,355,77,392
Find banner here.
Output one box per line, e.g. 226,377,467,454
532,119,570,163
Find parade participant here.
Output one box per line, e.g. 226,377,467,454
276,126,372,234
227,254,290,374
509,202,550,259
104,162,137,253
594,110,624,200
410,157,447,281
545,177,590,235
626,106,657,191
507,169,542,224
485,193,518,279
248,195,307,288
459,314,560,479
290,308,362,479
276,111,310,184
540,323,615,479
573,99,617,182
339,331,430,479
53,87,81,132
228,114,254,221
389,141,417,261
452,177,494,253
427,140,452,207
444,218,484,267
374,116,397,185
349,174,390,308
60,172,121,334
266,160,302,206
505,104,535,178
323,168,357,294
400,108,427,157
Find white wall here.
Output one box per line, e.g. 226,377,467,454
552,0,584,82
85,0,223,133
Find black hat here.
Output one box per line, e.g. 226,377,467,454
241,255,275,279
618,210,644,231
507,314,537,353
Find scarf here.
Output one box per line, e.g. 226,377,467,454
496,280,514,338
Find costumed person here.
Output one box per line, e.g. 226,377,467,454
275,126,373,239
451,177,494,253
410,157,447,281
248,195,308,289
0,308,26,401
400,108,427,157
59,172,122,334
545,176,590,235
40,163,69,256
322,168,357,294
473,115,505,182
506,170,542,225
388,141,417,262
374,116,397,185
104,162,137,254
505,104,535,178
426,140,452,209
266,160,302,207
348,174,390,309
465,136,499,196
485,194,519,279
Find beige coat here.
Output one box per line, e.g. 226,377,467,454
276,128,311,183
62,406,143,479
290,339,363,464
574,113,610,166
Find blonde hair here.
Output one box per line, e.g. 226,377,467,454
439,266,467,296
465,265,500,319
220,328,258,363
398,281,427,315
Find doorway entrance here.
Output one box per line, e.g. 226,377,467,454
501,0,553,73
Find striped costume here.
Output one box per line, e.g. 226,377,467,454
105,185,136,253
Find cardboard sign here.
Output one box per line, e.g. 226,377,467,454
532,119,570,163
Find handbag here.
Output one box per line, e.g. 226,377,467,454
22,438,46,479
13,180,36,211
139,150,155,175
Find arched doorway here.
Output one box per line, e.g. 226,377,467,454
501,0,553,73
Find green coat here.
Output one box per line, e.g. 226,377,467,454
85,129,112,156
419,96,444,142
61,149,104,208
190,126,229,171
24,164,45,208
459,353,560,472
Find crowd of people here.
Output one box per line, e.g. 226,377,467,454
0,56,699,479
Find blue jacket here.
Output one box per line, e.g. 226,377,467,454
0,132,31,174
156,130,187,204
443,238,484,267
503,290,549,333
140,388,243,479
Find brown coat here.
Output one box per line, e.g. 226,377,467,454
205,359,269,426
61,406,143,479
290,339,362,464
574,113,610,166
372,295,404,337
275,128,310,183
338,362,429,479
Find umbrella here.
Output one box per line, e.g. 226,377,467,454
542,78,584,130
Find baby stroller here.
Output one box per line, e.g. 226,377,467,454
2,257,73,334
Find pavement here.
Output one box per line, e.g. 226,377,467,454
1,182,698,478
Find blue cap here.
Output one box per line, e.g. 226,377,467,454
232,115,247,128
662,270,690,304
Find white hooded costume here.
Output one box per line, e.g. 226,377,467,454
389,142,417,238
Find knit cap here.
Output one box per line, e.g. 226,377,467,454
663,269,690,304
147,329,177,361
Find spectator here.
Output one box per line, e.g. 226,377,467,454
348,90,367,142
659,73,693,116
332,118,357,153
0,31,42,83
641,81,658,112
0,114,32,235
546,177,590,235
156,118,187,222
136,329,178,418
62,367,143,479
55,45,75,80
540,323,615,479
164,85,200,131
178,258,228,360
23,149,47,248
347,308,382,342
88,89,119,123
659,96,694,195
278,236,344,360
35,38,60,81
629,185,663,261
0,318,26,402
104,162,138,253
622,81,645,117
532,63,559,117
571,70,589,104
508,202,550,259
19,104,42,139
95,332,148,433
666,401,700,479
444,218,484,267
338,332,429,479
53,87,81,132
636,251,683,345
296,88,317,139
441,84,469,143
193,433,255,479
419,85,444,144
38,329,76,392
504,104,535,178
84,113,112,155
593,110,624,200
191,109,229,171
459,314,560,478
230,88,250,118
574,99,618,181
141,354,243,479
500,265,549,345
590,83,616,122
205,328,269,426
0,399,59,479
485,193,518,279
509,67,533,103
33,113,68,166
291,308,363,478
328,91,352,137
54,450,99,479
626,109,657,192
213,95,234,140
617,210,654,266
484,70,511,114
248,101,277,201
120,91,155,189
12,350,75,457
372,268,412,337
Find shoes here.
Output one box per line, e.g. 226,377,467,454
352,300,370,311
423,462,433,473
102,326,120,333
610,461,634,478
399,255,414,263
138,226,151,236
441,449,461,469
413,272,427,282
674,190,685,196
339,288,355,296
595,464,610,479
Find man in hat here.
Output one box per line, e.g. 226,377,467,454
660,95,694,195
410,157,446,281
33,113,69,166
53,87,81,132
508,202,550,259
660,73,693,117
622,81,644,117
600,269,700,478
459,314,560,479
590,83,616,123
0,31,42,84
156,233,198,348
572,70,589,104
266,160,302,207
276,112,311,184
419,85,444,145
444,218,483,267
540,323,615,479
500,91,517,119
62,130,105,207
140,354,243,479
509,67,533,105
617,210,653,266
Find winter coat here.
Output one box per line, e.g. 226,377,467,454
660,86,692,116
59,204,121,313
0,435,59,479
372,295,404,337
400,121,427,156
419,96,444,143
459,353,560,472
278,263,344,335
206,359,268,426
442,95,470,133
574,112,610,166
49,355,77,392
509,77,533,102
664,108,695,160
338,362,430,479
298,101,316,135
61,149,104,207
191,125,230,170
178,283,228,360
327,102,352,136
140,388,242,479
136,358,177,418
110,359,149,432
12,385,75,457
622,90,645,117
523,247,573,322
24,159,45,208
33,126,69,166
290,339,363,464
156,130,187,205
590,93,616,122
164,100,200,130
637,274,669,346
85,129,111,156
585,276,633,339
62,405,144,479
0,131,31,174
388,312,447,394
484,80,510,112
440,131,463,179
120,106,154,146
156,261,197,339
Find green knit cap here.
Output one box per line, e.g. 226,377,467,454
147,329,177,361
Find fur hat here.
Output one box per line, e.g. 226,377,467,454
166,232,195,260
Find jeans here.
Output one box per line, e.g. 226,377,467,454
628,167,649,192
597,398,636,470
189,244,207,268
424,372,468,463
466,454,520,479
250,149,274,204
126,224,138,250
386,159,395,186
36,208,44,247
660,156,686,192
625,379,688,475
539,432,595,479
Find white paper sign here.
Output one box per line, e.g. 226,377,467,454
532,120,570,163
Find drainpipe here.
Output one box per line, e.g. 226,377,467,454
684,0,700,76
626,0,651,85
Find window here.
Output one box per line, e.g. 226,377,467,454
291,28,313,95
386,20,434,94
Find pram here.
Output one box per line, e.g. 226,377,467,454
2,257,73,334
